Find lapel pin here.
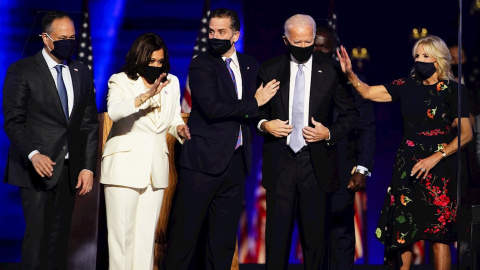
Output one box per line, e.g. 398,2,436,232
318,70,322,73
74,68,78,72
247,66,250,70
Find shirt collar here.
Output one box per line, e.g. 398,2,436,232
222,50,239,69
290,53,312,71
42,48,67,69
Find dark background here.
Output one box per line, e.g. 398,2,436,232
0,0,479,265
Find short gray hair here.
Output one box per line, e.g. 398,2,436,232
284,14,316,39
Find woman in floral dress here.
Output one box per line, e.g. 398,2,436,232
337,35,473,269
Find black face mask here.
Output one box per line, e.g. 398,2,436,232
208,37,233,56
450,64,462,78
46,34,76,60
142,66,163,84
285,39,314,63
414,61,437,80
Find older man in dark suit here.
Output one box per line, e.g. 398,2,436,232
3,11,98,270
163,8,278,269
257,14,358,270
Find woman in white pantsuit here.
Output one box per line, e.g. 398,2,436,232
100,33,190,270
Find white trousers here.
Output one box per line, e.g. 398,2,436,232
105,184,164,270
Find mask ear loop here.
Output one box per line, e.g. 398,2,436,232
39,33,54,52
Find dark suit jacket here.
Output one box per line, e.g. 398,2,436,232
3,50,99,191
180,50,259,175
258,53,358,192
337,88,375,189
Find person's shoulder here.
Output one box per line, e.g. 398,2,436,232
8,51,41,70
386,77,411,86
166,73,179,83
260,54,289,68
236,51,256,63
109,72,130,83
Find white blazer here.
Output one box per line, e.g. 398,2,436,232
100,72,185,188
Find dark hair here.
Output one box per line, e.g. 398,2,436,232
41,11,72,34
209,8,241,32
121,33,170,81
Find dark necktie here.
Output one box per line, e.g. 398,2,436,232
54,65,69,121
225,58,242,149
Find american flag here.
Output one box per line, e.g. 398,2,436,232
354,191,367,261
239,164,266,263
76,0,93,74
181,0,210,113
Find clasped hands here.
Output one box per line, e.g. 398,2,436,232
263,117,330,142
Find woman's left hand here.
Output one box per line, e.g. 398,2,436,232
177,125,191,140
411,153,443,179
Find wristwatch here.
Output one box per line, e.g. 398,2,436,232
439,149,447,159
351,166,371,177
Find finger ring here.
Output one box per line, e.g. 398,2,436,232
420,168,426,172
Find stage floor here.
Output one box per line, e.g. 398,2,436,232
0,263,455,269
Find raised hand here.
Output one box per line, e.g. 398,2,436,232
145,73,170,99
336,45,353,77
255,79,280,106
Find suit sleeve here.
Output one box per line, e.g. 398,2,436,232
106,74,149,122
168,76,186,143
3,62,36,159
328,80,359,142
352,90,375,171
79,68,99,173
255,63,272,135
189,57,259,119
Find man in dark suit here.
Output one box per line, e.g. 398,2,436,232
2,11,99,270
163,8,278,269
257,14,358,270
314,26,376,270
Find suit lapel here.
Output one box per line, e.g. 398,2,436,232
309,57,324,121
68,61,82,120
238,54,249,97
34,52,67,124
215,56,238,99
278,56,291,118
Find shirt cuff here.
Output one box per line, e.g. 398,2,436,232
28,150,40,161
356,165,371,177
257,119,268,132
82,169,94,175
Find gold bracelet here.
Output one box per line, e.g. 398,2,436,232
138,94,145,104
347,74,361,87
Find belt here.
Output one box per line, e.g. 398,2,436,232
287,145,309,155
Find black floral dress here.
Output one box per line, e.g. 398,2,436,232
375,77,468,266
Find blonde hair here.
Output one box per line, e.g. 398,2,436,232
412,35,453,80
284,14,316,40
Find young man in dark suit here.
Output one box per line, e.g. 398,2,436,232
3,11,99,270
257,14,358,270
163,8,279,269
315,26,376,270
